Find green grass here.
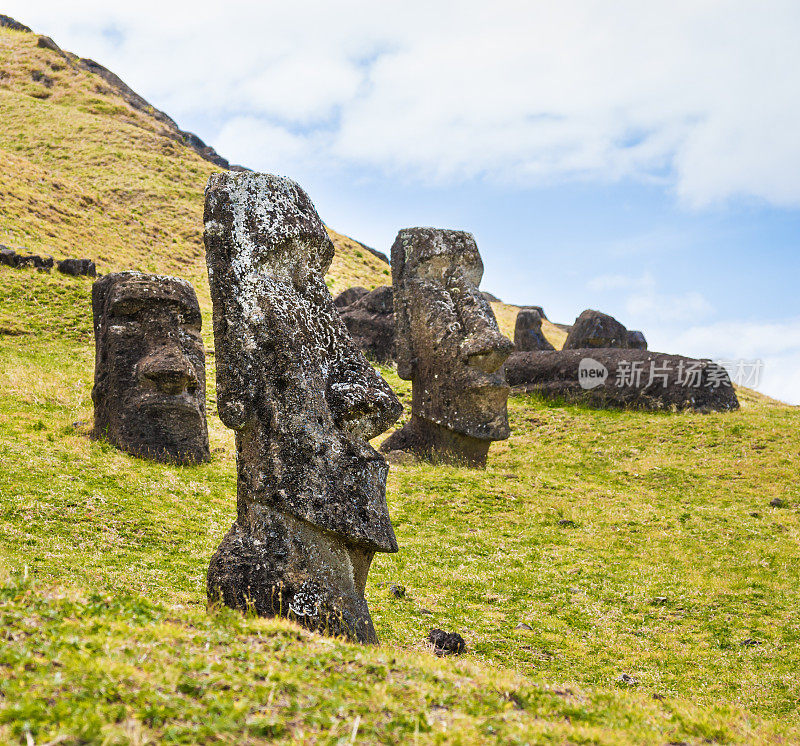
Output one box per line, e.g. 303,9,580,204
1,268,799,744
1,20,799,745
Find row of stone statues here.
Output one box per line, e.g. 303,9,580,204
87,171,737,642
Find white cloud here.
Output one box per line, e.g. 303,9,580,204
8,0,800,206
586,271,713,324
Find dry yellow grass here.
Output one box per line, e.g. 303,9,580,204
0,26,388,306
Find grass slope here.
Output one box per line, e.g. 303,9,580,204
1,269,799,744
0,25,390,298
1,18,799,746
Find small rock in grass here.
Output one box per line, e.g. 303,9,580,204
389,584,406,598
515,622,532,630
428,628,466,656
384,449,416,466
769,497,787,508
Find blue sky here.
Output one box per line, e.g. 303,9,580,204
9,1,800,402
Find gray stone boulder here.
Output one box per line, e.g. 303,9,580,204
339,285,396,363
0,247,17,267
57,258,97,277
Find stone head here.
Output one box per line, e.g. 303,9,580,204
391,227,513,440
91,271,210,464
204,172,402,552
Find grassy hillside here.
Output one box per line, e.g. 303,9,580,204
0,25,390,298
2,18,800,746
2,267,799,744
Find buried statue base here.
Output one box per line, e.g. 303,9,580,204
380,415,494,467
207,504,381,643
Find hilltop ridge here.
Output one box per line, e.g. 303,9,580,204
0,15,391,299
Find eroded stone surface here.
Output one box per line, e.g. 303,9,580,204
204,172,402,643
563,309,644,350
58,258,97,277
91,271,210,463
626,330,648,350
334,286,368,308
505,349,739,412
514,307,555,352
380,228,513,467
339,285,396,363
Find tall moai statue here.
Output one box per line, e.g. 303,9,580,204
380,228,514,467
91,271,210,464
203,172,402,644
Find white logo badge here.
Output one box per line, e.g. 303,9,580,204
578,358,608,389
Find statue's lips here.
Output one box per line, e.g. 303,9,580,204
135,392,203,415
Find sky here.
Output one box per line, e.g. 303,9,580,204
9,1,800,403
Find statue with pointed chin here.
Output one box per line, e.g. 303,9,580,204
91,271,210,465
203,172,402,643
380,228,513,467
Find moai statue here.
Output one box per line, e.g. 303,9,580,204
203,172,402,644
514,307,555,352
380,228,514,467
91,272,210,464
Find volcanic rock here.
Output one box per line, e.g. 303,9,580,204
380,228,514,467
428,628,466,656
203,172,402,644
91,272,210,463
505,349,739,412
57,258,97,277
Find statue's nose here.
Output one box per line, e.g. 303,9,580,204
139,345,198,395
451,275,513,373
460,332,514,373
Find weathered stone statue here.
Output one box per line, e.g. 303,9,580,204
505,348,738,412
91,271,210,464
514,306,555,352
380,228,514,467
203,172,402,644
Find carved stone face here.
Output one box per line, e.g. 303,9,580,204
392,228,513,441
204,173,402,642
91,272,210,464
